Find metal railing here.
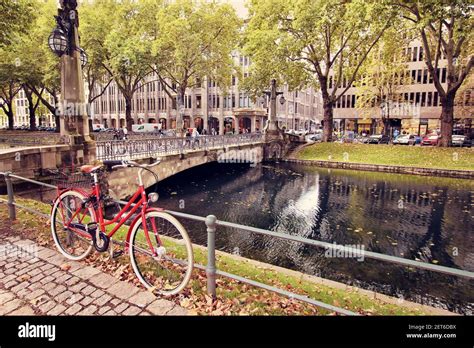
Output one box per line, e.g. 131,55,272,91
95,133,265,161
1,171,474,316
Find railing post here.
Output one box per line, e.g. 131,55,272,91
205,214,217,300
5,172,16,220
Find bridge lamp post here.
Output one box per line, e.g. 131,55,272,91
48,0,95,164
262,79,285,134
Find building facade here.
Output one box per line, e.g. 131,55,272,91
90,54,322,134
329,39,473,137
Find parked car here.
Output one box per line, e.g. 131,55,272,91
421,134,439,146
451,135,472,147
368,134,390,144
393,134,418,145
354,135,369,144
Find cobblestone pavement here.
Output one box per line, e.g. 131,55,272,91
0,235,188,316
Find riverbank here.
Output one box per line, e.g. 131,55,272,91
0,196,456,315
292,143,474,178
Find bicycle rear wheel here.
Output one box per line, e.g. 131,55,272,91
51,190,95,260
129,211,193,297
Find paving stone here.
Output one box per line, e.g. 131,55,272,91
45,254,69,267
47,284,67,297
26,268,41,277
1,274,17,284
88,273,119,290
37,248,57,260
81,285,96,296
121,306,142,316
27,282,43,291
80,296,94,306
29,274,45,283
90,289,105,298
128,291,157,308
55,290,73,303
42,282,57,292
0,292,16,305
98,306,111,315
47,304,67,315
106,281,139,300
0,299,23,315
40,276,55,285
55,273,72,284
25,289,46,301
64,303,82,315
166,306,188,316
110,298,121,306
9,305,35,315
66,294,84,305
38,300,57,313
4,280,19,289
146,299,175,315
94,294,112,307
69,282,88,293
65,276,80,287
72,266,101,280
17,288,32,298
114,302,129,314
102,310,117,316
78,305,98,316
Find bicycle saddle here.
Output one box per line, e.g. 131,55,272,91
80,164,103,174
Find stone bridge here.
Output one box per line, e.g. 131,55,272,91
0,133,294,198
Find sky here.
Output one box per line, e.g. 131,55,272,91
222,0,249,18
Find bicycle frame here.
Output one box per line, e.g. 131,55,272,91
55,170,163,255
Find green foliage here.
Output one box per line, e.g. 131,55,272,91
151,0,241,94
0,0,34,47
244,0,395,140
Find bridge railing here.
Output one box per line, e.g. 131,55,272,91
2,171,473,316
95,133,265,161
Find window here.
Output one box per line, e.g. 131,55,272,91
423,70,428,84
421,92,426,107
433,92,438,106
196,95,201,109
415,92,420,104
417,69,422,83
441,68,447,83
232,76,236,86
407,47,412,60
419,47,423,61
413,47,418,61
329,76,333,89
427,92,432,107
341,95,346,108
409,92,414,103
411,70,416,83
352,95,356,108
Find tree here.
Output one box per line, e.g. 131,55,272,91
151,0,241,133
80,0,157,131
355,28,413,136
0,42,24,129
244,0,395,141
393,1,473,146
0,0,33,47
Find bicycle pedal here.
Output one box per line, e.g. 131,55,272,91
112,250,124,259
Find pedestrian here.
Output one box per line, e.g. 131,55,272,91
122,126,128,140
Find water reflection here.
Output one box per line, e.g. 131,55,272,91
153,162,474,314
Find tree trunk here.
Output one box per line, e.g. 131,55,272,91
6,107,14,130
24,87,37,131
438,94,454,147
322,101,333,142
177,90,185,131
125,95,133,131
382,118,390,137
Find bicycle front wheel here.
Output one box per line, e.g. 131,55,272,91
51,190,95,260
129,211,193,297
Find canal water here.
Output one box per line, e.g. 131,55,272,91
150,162,474,314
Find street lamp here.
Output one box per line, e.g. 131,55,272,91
48,0,88,67
262,79,285,133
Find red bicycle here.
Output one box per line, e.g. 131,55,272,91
50,160,193,297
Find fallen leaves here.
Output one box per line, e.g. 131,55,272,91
60,263,71,271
